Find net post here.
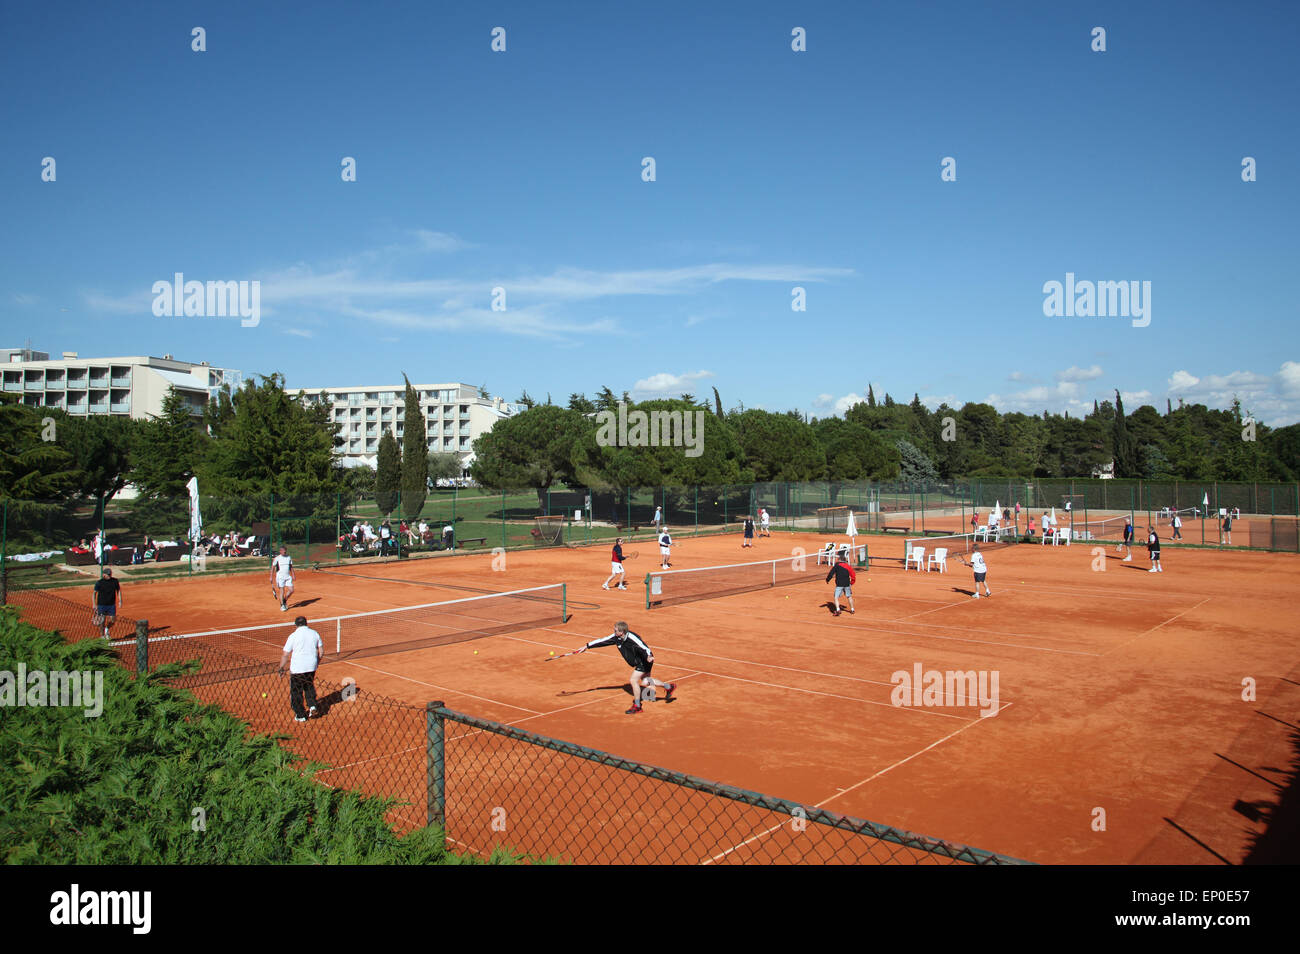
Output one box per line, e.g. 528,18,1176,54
694,486,699,536
336,617,341,655
135,619,148,673
426,700,446,836
644,573,650,611
561,583,567,622
0,498,7,606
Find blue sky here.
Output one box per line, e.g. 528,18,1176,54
3,0,1298,423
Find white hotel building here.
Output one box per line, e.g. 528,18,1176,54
292,383,520,472
2,347,242,419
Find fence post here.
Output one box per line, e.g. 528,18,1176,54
694,486,699,535
135,619,148,673
426,701,446,838
501,489,506,550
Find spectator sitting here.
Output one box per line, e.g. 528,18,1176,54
418,520,431,543
70,539,91,554
1027,517,1036,539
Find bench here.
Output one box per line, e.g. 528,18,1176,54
457,537,488,548
881,525,910,533
921,529,954,537
64,550,97,566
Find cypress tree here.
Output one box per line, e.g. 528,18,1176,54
375,431,401,516
401,375,428,521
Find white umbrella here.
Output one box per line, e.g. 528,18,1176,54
1050,506,1057,526
846,510,859,539
187,476,203,543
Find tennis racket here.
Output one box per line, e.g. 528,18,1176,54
546,648,584,662
624,550,639,561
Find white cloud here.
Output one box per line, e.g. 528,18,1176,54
1056,365,1103,383
813,393,834,408
1165,363,1300,426
1120,389,1152,403
283,328,313,338
412,229,471,253
630,370,715,398
1007,371,1030,382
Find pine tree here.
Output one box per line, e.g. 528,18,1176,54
713,386,724,419
400,375,427,521
375,431,401,516
867,385,876,407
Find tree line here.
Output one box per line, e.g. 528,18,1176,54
475,386,1298,492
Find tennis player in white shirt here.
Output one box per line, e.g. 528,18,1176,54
958,544,992,599
271,546,295,612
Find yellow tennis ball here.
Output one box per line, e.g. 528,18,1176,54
549,650,555,656
473,650,478,655
261,692,267,698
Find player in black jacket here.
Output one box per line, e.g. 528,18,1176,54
824,549,856,616
578,621,677,715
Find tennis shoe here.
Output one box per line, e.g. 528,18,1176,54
1149,567,1157,572
308,706,317,717
625,703,642,715
280,602,287,612
972,593,980,599
1157,566,1163,572
665,683,676,701
617,584,627,590
602,583,609,590
294,716,307,722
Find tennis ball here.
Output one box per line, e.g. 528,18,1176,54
549,650,555,656
473,650,478,655
261,692,267,698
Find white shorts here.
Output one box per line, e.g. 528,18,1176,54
611,562,624,574
276,574,293,588
659,546,671,556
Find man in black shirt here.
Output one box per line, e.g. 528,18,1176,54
578,621,676,715
91,567,122,638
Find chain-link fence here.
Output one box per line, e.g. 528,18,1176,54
426,703,1029,865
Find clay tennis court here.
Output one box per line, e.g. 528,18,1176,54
21,529,1300,863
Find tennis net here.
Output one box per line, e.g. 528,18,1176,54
644,556,824,609
1068,514,1132,541
113,583,567,684
904,528,1020,562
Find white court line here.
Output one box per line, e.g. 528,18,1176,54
508,630,1006,706
324,658,542,715
1102,597,1213,655
701,701,1013,864
517,630,968,719
793,616,1102,657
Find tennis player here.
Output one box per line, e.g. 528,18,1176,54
278,615,323,722
271,546,295,612
602,537,628,590
658,526,673,569
576,621,675,715
1147,527,1163,572
1221,511,1233,545
1119,515,1134,561
958,544,992,599
1171,511,1183,540
824,548,856,616
742,516,755,548
759,508,771,537
91,567,121,638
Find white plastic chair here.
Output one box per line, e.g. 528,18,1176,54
927,547,948,573
905,545,925,571
818,542,836,565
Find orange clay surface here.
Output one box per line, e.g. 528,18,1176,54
31,530,1300,863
